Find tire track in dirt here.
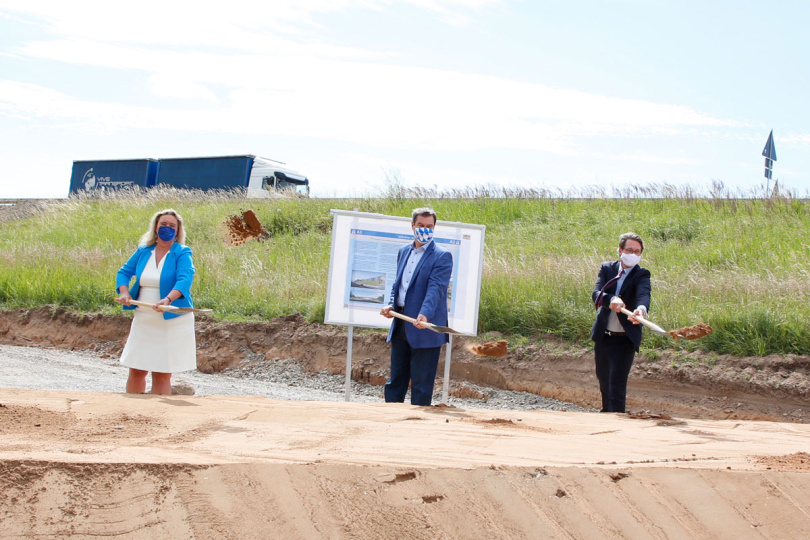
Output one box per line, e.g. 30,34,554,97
0,461,205,538
3,460,810,538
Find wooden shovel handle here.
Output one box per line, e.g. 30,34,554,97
127,299,177,311
619,308,668,334
389,310,432,329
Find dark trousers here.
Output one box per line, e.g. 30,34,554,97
594,335,636,413
385,319,441,406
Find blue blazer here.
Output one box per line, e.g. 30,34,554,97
387,241,454,349
116,243,195,320
590,261,651,352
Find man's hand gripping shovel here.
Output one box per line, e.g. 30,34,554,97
388,310,462,335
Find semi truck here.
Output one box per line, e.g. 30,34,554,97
69,155,310,197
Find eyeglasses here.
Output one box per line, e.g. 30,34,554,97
621,248,642,255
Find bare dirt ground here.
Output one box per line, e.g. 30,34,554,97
1,307,808,423
2,307,810,539
2,389,810,539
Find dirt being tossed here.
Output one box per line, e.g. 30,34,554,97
224,209,269,245
0,307,808,423
471,340,508,358
669,322,714,341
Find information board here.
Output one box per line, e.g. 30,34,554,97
325,210,485,335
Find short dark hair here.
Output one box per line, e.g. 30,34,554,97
619,232,643,252
411,207,437,224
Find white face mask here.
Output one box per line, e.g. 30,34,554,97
620,252,641,267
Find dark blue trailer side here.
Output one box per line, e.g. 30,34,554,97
70,159,158,195
156,155,255,191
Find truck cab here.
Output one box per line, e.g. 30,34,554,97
248,156,310,197
260,171,310,197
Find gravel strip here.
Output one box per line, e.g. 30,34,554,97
0,344,589,412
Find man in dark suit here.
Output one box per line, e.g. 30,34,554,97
590,232,651,413
380,207,453,406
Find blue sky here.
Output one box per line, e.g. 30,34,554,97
1,0,808,198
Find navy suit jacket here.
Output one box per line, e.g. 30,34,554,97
387,241,453,349
590,261,651,352
116,242,195,320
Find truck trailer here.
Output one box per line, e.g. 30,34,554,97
156,155,310,197
69,155,309,197
69,159,159,194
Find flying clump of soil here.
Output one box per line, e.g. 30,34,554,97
669,323,713,341
224,209,269,246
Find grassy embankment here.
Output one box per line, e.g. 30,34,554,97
1,186,808,357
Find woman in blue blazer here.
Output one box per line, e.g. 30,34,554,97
114,209,197,395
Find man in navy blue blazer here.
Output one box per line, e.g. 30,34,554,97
590,232,651,413
380,208,453,406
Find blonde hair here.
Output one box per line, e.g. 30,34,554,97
139,208,187,246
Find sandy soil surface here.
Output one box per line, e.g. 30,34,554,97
2,389,810,539
2,307,810,538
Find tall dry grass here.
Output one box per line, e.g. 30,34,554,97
1,182,808,355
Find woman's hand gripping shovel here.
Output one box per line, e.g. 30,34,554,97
620,308,712,341
126,299,213,314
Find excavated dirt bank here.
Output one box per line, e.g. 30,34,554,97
1,307,808,423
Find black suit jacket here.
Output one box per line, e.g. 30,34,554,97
590,261,651,352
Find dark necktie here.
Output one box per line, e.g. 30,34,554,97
594,269,623,309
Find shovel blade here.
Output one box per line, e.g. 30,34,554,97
425,323,463,335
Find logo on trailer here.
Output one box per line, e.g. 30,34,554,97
81,168,135,190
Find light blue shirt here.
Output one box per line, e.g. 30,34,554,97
396,242,429,308
616,268,628,296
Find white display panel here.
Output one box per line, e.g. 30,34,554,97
325,210,485,335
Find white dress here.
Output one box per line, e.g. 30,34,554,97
120,250,197,373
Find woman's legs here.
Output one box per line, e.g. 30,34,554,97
150,372,172,395
126,368,148,394
126,369,173,395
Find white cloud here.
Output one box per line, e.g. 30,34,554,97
1,0,500,44
147,73,219,102
781,133,810,146
0,45,734,154
0,0,739,172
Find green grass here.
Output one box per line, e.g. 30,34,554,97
1,184,809,356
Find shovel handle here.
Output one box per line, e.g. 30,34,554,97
619,308,668,335
389,310,449,333
387,310,462,335
389,310,431,328
119,298,211,314
126,299,177,311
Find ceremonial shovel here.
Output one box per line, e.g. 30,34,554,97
126,299,213,314
619,308,668,334
389,311,462,335
619,308,712,340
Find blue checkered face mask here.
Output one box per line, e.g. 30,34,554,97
414,227,434,243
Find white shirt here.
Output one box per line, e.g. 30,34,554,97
606,265,648,332
396,242,429,308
